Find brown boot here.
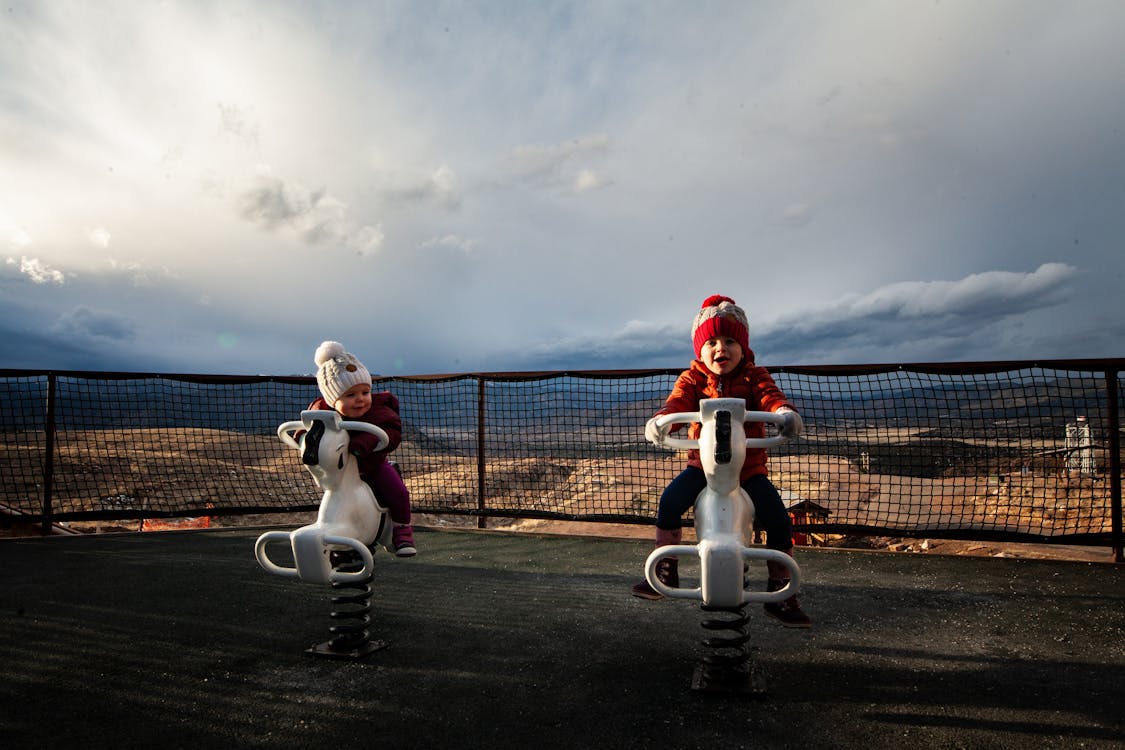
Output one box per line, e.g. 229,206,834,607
763,551,811,628
632,558,679,600
631,528,681,600
763,578,812,628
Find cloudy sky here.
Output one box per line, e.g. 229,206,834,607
2,0,1123,376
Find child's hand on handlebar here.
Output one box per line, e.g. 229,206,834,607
776,407,803,438
645,416,663,445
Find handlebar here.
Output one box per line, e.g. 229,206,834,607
277,409,390,452
255,530,375,584
645,544,801,605
652,408,788,450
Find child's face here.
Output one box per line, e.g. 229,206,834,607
700,336,744,376
333,383,372,418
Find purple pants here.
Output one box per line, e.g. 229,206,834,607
361,461,412,526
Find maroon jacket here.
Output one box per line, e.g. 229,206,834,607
655,354,796,480
308,392,403,485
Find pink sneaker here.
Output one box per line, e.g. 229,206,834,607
392,524,417,557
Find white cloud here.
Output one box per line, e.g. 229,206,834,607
103,257,175,287
421,234,478,255
88,227,112,248
7,256,66,285
216,102,261,148
507,134,611,190
381,164,463,210
574,169,611,193
429,165,461,209
753,263,1082,364
238,169,384,254
6,227,32,249
506,318,686,370
789,263,1076,331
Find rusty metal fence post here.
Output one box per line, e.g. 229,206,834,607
1106,368,1122,562
476,375,487,529
39,373,57,535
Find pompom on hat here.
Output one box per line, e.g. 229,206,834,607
691,294,750,357
314,341,371,405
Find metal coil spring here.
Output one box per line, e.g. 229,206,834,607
698,603,752,680
326,551,374,653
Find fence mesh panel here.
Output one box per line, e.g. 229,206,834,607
1,362,1121,545
772,366,1117,540
0,374,47,515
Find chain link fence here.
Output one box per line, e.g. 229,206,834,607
1,360,1121,549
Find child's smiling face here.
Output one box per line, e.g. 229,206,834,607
700,336,744,376
333,383,372,418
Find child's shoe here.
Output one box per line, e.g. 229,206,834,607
763,578,811,628
392,524,417,557
631,558,679,600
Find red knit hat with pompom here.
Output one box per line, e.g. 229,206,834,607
691,294,750,357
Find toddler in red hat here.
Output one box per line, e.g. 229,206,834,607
632,295,809,627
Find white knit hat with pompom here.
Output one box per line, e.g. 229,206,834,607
314,341,371,405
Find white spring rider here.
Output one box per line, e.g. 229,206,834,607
254,409,394,657
644,398,801,692
645,398,800,606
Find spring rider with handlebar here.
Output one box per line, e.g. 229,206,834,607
645,398,802,694
255,409,395,658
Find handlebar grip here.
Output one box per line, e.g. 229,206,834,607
748,411,787,427
338,421,390,452
645,545,702,599
741,547,801,604
323,536,375,582
744,411,788,449
277,421,305,450
652,411,701,450
277,411,391,453
651,409,789,450
255,531,375,583
255,531,300,578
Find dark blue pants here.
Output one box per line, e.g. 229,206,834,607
655,467,793,551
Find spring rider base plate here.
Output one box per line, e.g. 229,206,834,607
306,639,389,660
691,660,768,696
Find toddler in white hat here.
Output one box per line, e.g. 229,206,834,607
310,341,416,557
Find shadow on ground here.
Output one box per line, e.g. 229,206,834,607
1,528,1122,749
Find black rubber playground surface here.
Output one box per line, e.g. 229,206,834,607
1,527,1122,749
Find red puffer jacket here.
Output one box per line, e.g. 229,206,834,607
654,357,797,480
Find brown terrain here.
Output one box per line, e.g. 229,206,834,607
1,428,1118,564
